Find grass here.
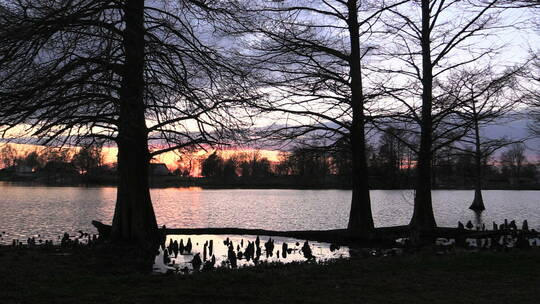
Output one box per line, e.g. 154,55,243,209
1,246,539,304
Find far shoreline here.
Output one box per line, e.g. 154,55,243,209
1,178,539,191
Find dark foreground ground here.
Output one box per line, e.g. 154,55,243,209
1,246,539,304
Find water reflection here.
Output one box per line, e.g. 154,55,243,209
1,182,540,243
473,212,483,227
153,234,349,274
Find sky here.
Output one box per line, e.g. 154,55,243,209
1,114,537,173
0,1,538,169
0,141,282,175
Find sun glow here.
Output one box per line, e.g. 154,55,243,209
1,142,283,176
150,148,283,176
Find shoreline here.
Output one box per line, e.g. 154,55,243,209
1,244,538,303
1,179,539,191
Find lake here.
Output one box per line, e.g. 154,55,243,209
0,182,538,243
154,234,351,273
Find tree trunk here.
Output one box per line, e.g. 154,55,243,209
111,0,159,245
346,0,374,236
470,154,485,212
469,107,485,212
410,0,437,230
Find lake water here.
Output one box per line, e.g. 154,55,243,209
0,182,539,243
154,234,350,274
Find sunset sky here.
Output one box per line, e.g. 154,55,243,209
0,142,283,175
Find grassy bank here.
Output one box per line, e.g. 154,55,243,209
1,246,539,304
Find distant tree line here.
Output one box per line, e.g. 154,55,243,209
200,151,273,181
2,141,536,189
197,140,538,189
0,144,111,183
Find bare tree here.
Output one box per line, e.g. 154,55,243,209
523,55,540,136
17,150,43,170
72,144,104,174
445,66,522,211
174,149,199,177
496,0,540,8
379,0,515,231
0,1,248,245
0,144,17,168
500,143,528,184
227,0,407,236
376,126,412,188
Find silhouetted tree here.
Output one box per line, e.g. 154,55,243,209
72,144,103,174
432,146,457,186
274,152,294,176
288,147,330,184
329,138,354,182
251,157,272,178
228,0,408,236
174,150,199,177
445,66,522,211
238,151,272,179
522,56,540,136
201,152,224,178
223,157,239,180
376,127,411,188
0,1,249,245
0,144,17,168
380,0,515,231
500,143,527,185
41,148,72,165
497,0,540,7
498,0,539,136
15,150,43,170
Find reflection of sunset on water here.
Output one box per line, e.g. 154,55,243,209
167,187,203,192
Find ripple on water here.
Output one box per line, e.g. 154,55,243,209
0,183,539,243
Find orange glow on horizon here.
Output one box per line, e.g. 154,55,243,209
150,148,283,176
1,143,284,176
